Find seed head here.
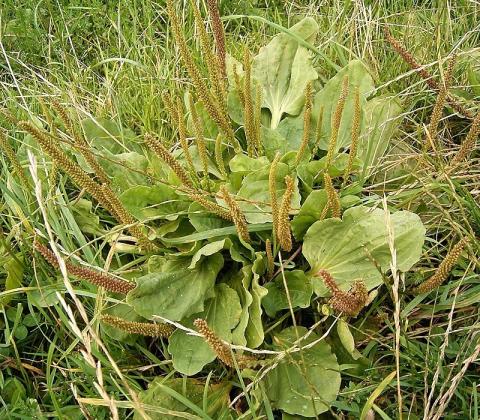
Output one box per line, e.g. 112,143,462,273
102,315,174,337
265,239,274,279
414,238,468,294
18,121,105,204
0,130,31,189
295,82,313,166
188,95,210,183
188,191,233,221
34,241,135,294
220,185,250,243
325,76,349,169
317,269,367,316
51,100,110,185
277,176,294,252
323,173,341,218
194,318,234,367
269,152,281,234
144,132,193,188
343,87,360,182
243,48,257,157
206,0,226,79
214,133,227,178
448,111,480,169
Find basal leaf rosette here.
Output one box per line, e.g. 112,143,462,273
302,206,426,296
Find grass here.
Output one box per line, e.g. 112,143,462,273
0,0,479,418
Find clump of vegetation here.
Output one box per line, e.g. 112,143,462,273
0,0,479,418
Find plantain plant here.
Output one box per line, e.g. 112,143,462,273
6,1,463,417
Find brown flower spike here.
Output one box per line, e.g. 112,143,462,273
34,241,135,294
144,133,193,188
206,0,226,79
325,76,349,169
414,238,468,294
102,315,174,337
448,111,480,169
265,238,274,279
269,152,281,235
194,318,235,367
0,130,31,190
50,99,110,185
243,48,257,157
166,0,237,149
277,176,294,252
220,186,250,243
295,82,313,166
343,87,360,182
322,173,341,219
188,191,233,221
194,319,260,368
317,269,368,316
19,121,104,203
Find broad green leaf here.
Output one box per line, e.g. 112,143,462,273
264,326,341,416
236,162,301,224
297,153,362,187
177,146,223,179
303,206,426,295
247,253,268,347
81,117,138,154
358,96,402,178
291,190,360,240
261,126,291,161
127,254,223,321
168,283,242,375
262,270,312,317
228,253,267,348
229,154,269,174
14,324,28,340
189,238,248,268
229,267,253,347
337,319,355,354
27,278,62,308
188,202,230,232
2,378,26,405
120,185,189,222
312,60,374,151
70,199,103,236
134,377,231,420
168,327,214,377
261,116,312,160
252,17,319,128
291,190,328,240
100,150,150,188
160,223,272,245
0,256,23,306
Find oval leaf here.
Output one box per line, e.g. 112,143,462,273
303,206,425,295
